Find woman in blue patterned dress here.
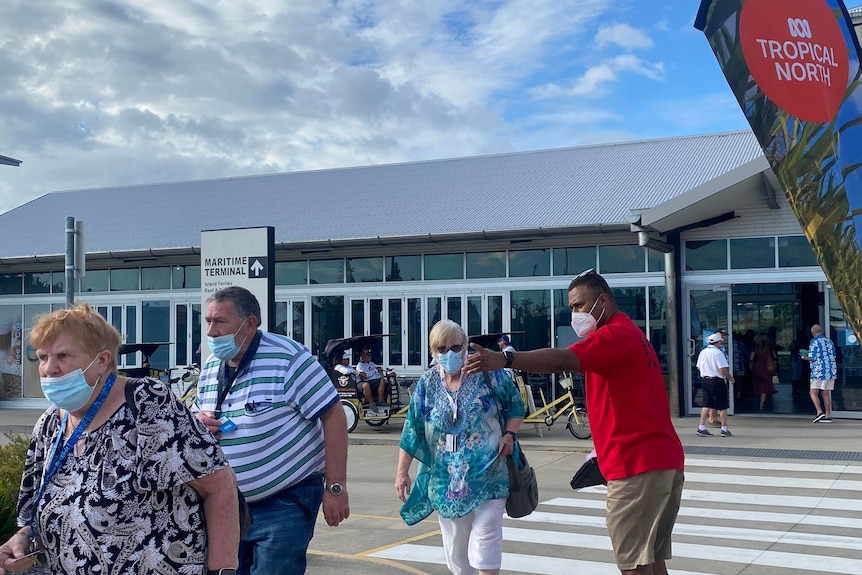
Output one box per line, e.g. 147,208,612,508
395,320,524,575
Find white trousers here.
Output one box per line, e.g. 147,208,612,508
437,498,506,575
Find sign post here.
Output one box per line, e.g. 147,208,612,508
200,226,275,359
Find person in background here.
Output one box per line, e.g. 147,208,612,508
749,334,777,411
334,351,355,378
356,346,388,412
497,335,514,353
195,286,349,575
396,319,524,575
465,270,684,575
0,303,239,575
696,333,734,437
803,324,837,423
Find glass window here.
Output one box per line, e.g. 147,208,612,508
176,304,189,366
778,235,818,267
730,237,775,269
488,295,503,335
466,252,506,279
81,270,109,293
311,295,344,357
510,289,551,351
407,298,422,366
600,245,645,274
0,305,22,398
685,239,727,271
0,274,23,295
309,259,344,284
553,288,574,348
389,299,402,365
276,261,308,285
52,272,65,293
171,265,201,289
24,273,51,294
292,302,305,344
142,300,170,369
141,267,171,290
649,286,668,369
647,249,666,272
110,268,140,291
424,254,463,280
447,296,461,323
553,247,596,277
386,255,421,281
347,257,383,283
613,287,646,322
22,304,49,398
509,249,550,277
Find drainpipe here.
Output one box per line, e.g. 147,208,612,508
637,231,680,417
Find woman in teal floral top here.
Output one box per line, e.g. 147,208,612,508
396,320,524,575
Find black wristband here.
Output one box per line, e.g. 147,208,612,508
503,430,517,441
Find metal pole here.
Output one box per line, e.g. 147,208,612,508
65,216,76,308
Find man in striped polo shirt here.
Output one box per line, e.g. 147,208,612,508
195,286,349,575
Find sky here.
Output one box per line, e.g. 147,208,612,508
0,0,752,215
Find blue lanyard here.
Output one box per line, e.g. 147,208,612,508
30,373,116,536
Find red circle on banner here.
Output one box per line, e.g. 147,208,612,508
740,0,849,123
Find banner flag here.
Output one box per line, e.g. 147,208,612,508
695,0,862,338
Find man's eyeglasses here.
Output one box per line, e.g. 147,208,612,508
575,268,595,279
436,344,464,354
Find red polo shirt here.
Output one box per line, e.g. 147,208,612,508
569,312,684,481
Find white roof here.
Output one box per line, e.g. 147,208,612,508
0,131,763,261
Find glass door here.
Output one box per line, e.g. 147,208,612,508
274,299,307,347
686,287,731,415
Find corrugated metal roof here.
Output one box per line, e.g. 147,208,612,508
0,131,763,259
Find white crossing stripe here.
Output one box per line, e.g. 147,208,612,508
370,458,862,574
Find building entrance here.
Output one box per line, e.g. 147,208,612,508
730,282,821,415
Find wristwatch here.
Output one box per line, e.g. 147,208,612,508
503,350,515,368
326,482,345,496
503,430,517,441
208,569,237,575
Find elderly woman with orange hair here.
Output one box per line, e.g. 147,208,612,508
0,303,239,575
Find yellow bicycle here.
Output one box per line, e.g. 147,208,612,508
517,372,591,439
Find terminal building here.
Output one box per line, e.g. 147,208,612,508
0,130,859,418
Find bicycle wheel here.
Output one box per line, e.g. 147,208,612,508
341,400,359,433
567,408,591,439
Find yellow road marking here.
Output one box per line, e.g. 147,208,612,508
359,528,442,557
308,550,433,575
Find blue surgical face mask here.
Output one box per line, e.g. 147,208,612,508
207,317,249,361
40,355,102,412
438,350,464,374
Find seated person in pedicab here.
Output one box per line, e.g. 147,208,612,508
356,347,387,409
334,351,356,378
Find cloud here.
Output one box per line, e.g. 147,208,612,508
531,54,665,99
595,23,653,50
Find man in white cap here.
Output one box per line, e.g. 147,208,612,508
696,332,735,437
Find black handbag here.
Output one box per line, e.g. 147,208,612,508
505,441,539,518
570,456,607,490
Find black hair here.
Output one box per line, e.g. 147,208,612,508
567,270,615,303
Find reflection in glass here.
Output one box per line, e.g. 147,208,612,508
553,247,596,277
447,297,461,323
276,262,308,285
141,267,171,290
110,268,140,291
407,298,422,366
424,254,463,280
274,302,288,336
488,295,503,335
510,289,550,351
310,259,344,284
466,252,506,279
685,240,727,271
649,286,668,370
142,300,170,369
176,304,189,365
52,272,65,293
22,304,49,397
778,236,818,267
312,296,344,358
292,302,304,345
24,273,51,294
81,270,109,293
689,289,728,412
386,255,421,281
0,274,23,295
389,299,402,365
509,250,550,277
647,249,666,273
351,300,364,337
467,296,482,336
599,245,644,274
730,237,774,269
347,257,384,283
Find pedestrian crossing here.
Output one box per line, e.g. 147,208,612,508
370,457,862,574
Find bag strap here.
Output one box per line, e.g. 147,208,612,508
124,378,139,417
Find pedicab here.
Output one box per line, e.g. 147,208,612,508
323,335,410,432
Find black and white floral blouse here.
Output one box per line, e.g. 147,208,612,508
17,378,229,575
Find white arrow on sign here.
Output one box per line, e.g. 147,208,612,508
250,259,264,277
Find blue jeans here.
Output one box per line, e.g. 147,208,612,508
238,480,324,575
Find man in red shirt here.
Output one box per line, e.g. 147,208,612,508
465,269,684,575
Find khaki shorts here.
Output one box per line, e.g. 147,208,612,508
605,469,684,571
810,379,835,391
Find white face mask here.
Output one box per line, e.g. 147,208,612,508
571,296,605,337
